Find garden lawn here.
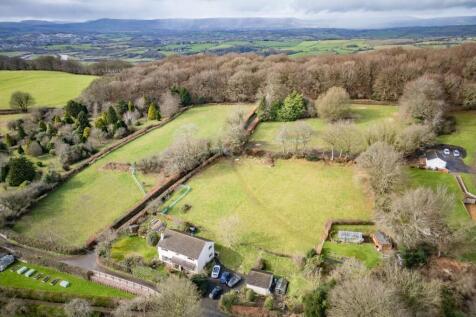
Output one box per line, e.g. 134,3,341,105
0,261,132,299
322,242,381,268
251,104,397,151
111,236,157,262
407,168,469,226
438,111,476,164
164,158,372,294
0,71,97,108
13,104,252,248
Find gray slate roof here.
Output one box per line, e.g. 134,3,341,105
247,269,273,289
157,229,211,260
374,231,391,245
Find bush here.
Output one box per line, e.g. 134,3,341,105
190,274,209,297
65,100,88,118
6,156,36,186
245,289,256,302
400,245,432,268
253,257,266,270
303,285,329,317
147,103,158,120
264,296,274,310
219,291,238,312
306,248,317,259
146,231,159,246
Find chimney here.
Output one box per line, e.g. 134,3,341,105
160,232,165,241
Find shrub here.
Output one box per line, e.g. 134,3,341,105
219,291,238,312
146,231,159,246
303,285,329,317
106,106,119,125
6,156,36,186
253,257,266,270
462,82,476,109
400,245,432,268
190,274,209,297
65,100,88,118
245,289,255,302
147,103,158,120
264,296,274,310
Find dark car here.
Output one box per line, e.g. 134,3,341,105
227,274,241,288
209,286,223,299
220,271,231,284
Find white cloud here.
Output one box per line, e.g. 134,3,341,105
0,0,475,22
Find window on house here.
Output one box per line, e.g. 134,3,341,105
209,253,213,258
208,245,212,250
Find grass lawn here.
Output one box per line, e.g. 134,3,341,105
438,111,476,164
251,104,397,151
0,261,132,299
163,157,372,295
407,168,469,226
13,104,252,248
322,242,381,268
0,71,97,108
111,236,157,262
461,173,476,194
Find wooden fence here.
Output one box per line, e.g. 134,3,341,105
90,270,158,296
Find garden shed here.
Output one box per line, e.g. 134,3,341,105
246,269,274,296
372,231,392,252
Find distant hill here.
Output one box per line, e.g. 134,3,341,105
1,16,476,33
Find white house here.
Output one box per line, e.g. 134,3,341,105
246,269,274,296
425,151,447,170
157,229,214,274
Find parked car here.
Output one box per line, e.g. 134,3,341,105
209,286,223,299
211,265,221,279
220,271,231,284
454,149,461,157
227,274,241,288
443,148,450,155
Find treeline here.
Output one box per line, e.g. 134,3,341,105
0,55,132,76
80,44,476,106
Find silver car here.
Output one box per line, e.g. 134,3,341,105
453,149,461,157
443,148,450,155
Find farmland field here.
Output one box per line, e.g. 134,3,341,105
0,71,97,109
0,261,132,299
163,157,373,294
13,104,252,248
251,104,397,151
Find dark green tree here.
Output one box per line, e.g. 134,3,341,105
277,91,306,121
75,111,90,134
303,285,329,317
6,156,36,186
64,100,87,118
171,85,192,106
106,106,119,125
115,100,129,116
38,120,47,132
17,125,26,139
17,144,24,155
5,134,14,147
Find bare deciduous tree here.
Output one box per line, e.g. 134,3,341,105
315,87,351,122
399,75,448,130
220,110,248,155
396,124,435,155
64,298,93,317
356,142,403,196
321,121,363,160
328,274,410,317
276,121,313,155
383,186,453,255
159,91,180,118
155,275,201,317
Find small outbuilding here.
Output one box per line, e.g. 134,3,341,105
425,151,447,170
246,269,274,296
0,254,14,272
337,231,364,244
274,277,288,295
371,231,392,252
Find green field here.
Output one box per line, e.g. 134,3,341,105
322,242,381,268
161,157,372,294
0,261,132,299
438,111,476,164
251,104,397,151
13,104,252,248
0,71,97,108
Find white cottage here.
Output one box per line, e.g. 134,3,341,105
246,269,274,296
157,229,214,274
425,151,447,170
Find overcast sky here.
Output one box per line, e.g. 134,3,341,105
1,0,476,22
